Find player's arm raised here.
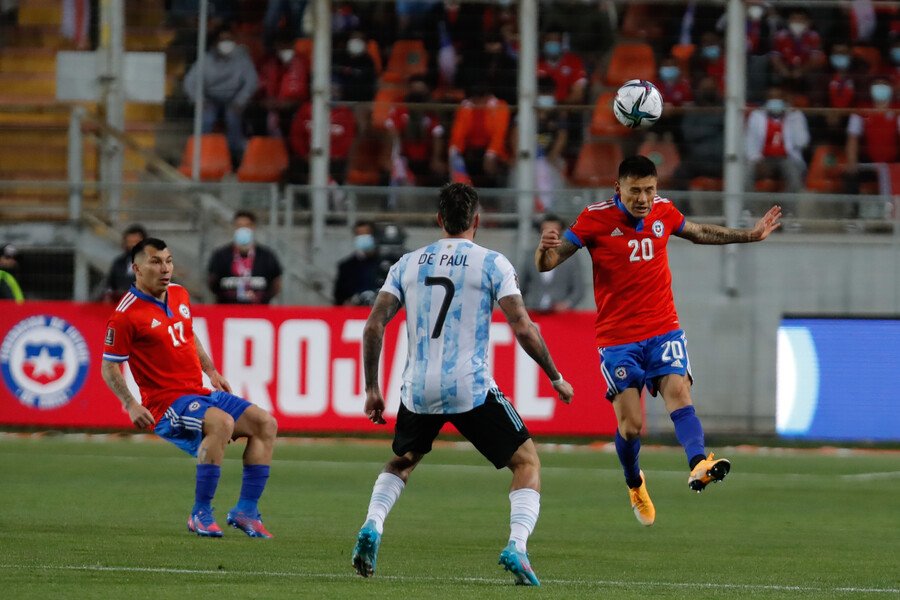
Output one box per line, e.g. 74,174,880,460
535,227,578,272
100,359,156,429
498,294,573,404
195,336,232,394
362,291,403,424
677,205,782,245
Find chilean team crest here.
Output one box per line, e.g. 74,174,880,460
1,315,90,409
652,220,665,238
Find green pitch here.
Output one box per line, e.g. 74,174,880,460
1,435,898,599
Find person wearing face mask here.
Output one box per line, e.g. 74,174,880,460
249,29,310,139
288,79,356,185
536,27,586,106
183,24,259,167
334,221,382,306
671,76,725,212
689,31,725,92
844,77,900,203
459,32,518,106
745,86,810,194
771,8,825,95
207,211,283,304
383,75,447,187
333,30,376,103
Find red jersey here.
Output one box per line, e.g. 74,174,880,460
385,106,444,162
773,30,824,67
537,53,587,102
763,118,787,157
566,195,685,347
289,102,356,159
102,284,209,424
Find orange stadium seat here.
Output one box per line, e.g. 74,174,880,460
178,134,232,180
620,3,665,42
346,137,385,185
689,176,723,191
638,139,680,188
383,40,427,84
571,142,622,188
236,136,289,183
368,39,383,75
371,86,408,130
605,43,657,87
670,44,695,71
590,92,630,137
806,145,846,193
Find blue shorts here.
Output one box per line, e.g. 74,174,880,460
153,390,252,457
598,329,693,400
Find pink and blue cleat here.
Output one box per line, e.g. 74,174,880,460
226,508,273,538
499,541,540,586
188,508,223,537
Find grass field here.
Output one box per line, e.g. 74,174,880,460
1,434,899,599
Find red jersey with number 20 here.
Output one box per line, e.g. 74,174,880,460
565,195,685,347
102,284,209,424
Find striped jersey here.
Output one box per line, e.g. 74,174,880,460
565,194,686,347
102,284,209,424
381,237,520,414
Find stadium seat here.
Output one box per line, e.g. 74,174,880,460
371,86,408,130
236,136,289,183
689,176,723,191
637,139,680,188
620,3,665,42
852,46,881,73
346,137,385,185
670,44,695,71
367,39,383,75
178,134,232,180
382,40,427,84
754,178,784,192
590,92,630,137
605,43,656,87
805,145,846,193
571,142,622,187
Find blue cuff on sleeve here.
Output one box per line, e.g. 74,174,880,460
563,229,584,248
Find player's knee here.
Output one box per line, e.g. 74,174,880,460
260,412,278,440
620,422,642,440
204,409,235,438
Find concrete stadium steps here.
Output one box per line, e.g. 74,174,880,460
16,0,62,27
0,47,58,73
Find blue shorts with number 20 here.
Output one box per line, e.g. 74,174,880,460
153,390,252,457
598,329,693,401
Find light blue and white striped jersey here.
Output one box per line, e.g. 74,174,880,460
381,238,520,414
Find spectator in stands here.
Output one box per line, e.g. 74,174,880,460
845,77,900,198
448,83,510,188
383,75,447,187
263,0,306,49
743,1,776,104
671,76,724,201
183,24,259,167
745,85,810,194
509,77,567,212
288,81,356,184
423,0,485,89
395,0,437,37
690,30,726,91
459,31,518,106
812,42,866,145
103,224,147,304
770,7,826,96
655,55,693,144
0,244,23,303
250,30,310,139
537,27,587,106
518,215,584,314
333,220,380,306
880,37,900,90
207,210,283,304
539,0,615,59
333,29,377,103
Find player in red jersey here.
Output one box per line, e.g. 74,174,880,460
101,238,278,538
535,156,781,526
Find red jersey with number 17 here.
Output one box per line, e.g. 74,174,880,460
102,284,209,425
565,194,685,347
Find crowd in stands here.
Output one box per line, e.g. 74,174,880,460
169,1,900,216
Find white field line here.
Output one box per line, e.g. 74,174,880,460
0,564,897,594
840,471,900,480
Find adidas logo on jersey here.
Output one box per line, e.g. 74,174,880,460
151,319,161,328
611,228,623,237
671,359,683,368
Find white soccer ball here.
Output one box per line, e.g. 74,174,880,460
613,79,664,129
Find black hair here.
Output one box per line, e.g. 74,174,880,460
618,155,658,181
123,224,148,239
354,220,376,233
131,238,167,263
234,210,257,225
438,183,480,235
541,213,564,227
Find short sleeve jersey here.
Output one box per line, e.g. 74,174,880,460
566,195,685,347
102,284,209,424
381,238,520,415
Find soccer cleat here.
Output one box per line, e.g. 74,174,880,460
498,541,540,586
226,508,273,538
628,470,656,526
352,519,382,578
188,508,223,537
688,452,731,492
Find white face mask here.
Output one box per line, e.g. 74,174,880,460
747,5,764,21
217,40,236,56
278,49,295,64
347,38,366,57
789,22,807,37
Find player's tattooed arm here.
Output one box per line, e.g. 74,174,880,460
362,292,402,390
100,360,156,428
677,205,782,244
535,230,578,271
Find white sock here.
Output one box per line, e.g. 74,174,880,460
364,472,405,534
508,488,540,554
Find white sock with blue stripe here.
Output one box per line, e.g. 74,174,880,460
365,472,405,535
509,488,540,554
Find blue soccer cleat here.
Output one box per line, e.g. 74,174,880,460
188,507,223,538
226,508,273,538
351,519,381,578
499,541,540,586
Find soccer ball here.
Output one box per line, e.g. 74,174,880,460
613,79,664,129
